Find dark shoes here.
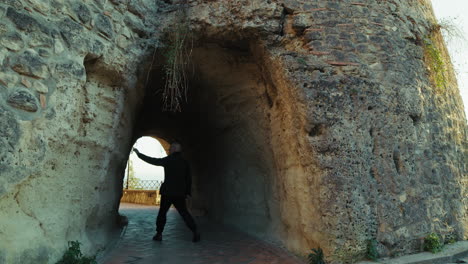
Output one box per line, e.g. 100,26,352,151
192,232,201,243
152,232,162,241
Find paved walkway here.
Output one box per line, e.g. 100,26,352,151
100,203,305,264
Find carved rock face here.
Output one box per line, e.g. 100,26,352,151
0,0,466,263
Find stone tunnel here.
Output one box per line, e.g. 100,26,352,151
129,42,319,248
0,0,467,263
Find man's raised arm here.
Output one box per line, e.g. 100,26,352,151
133,148,166,166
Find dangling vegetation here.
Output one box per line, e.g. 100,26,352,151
423,18,465,93
160,0,193,112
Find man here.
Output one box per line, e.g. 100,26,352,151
133,142,200,242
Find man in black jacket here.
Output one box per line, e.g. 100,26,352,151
133,142,200,242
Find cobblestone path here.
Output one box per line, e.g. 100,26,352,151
100,203,305,264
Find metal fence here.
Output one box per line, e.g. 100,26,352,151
123,180,162,190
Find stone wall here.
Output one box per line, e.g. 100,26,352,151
0,0,466,263
0,0,159,263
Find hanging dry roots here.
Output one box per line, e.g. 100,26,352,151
162,7,193,112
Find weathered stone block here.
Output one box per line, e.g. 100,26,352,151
27,0,50,14
0,32,24,51
33,81,48,94
6,90,39,112
58,17,85,48
2,0,22,10
0,72,19,88
87,39,105,60
21,78,31,88
29,32,54,48
95,14,114,38
124,15,147,38
55,61,85,79
53,39,65,54
37,48,51,57
0,108,21,172
305,31,322,41
10,50,49,79
292,13,313,33
6,8,49,34
127,0,147,18
0,23,8,35
71,2,92,25
116,35,130,49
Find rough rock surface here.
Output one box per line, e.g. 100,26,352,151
0,0,466,263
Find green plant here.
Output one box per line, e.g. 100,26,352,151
424,233,443,253
308,247,326,264
366,239,379,261
56,241,97,264
447,237,456,244
444,233,457,245
423,37,446,92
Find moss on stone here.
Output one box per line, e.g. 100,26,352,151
423,36,447,93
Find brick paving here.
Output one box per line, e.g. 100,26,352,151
100,203,305,264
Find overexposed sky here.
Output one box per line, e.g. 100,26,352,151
124,136,167,182
431,0,468,118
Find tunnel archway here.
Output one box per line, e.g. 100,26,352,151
122,136,167,190
119,41,323,249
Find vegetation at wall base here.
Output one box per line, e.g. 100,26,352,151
55,241,97,264
308,247,326,264
446,237,457,245
444,233,458,245
424,233,443,254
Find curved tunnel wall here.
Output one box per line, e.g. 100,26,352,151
134,43,322,247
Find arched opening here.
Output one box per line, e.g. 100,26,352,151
114,40,321,250
128,43,279,241
120,136,167,205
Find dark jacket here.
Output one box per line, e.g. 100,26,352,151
135,151,191,197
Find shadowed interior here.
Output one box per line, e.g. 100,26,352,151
132,43,282,240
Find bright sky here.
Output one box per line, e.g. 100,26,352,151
431,0,468,118
124,136,167,181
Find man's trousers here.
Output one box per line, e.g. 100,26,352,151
156,195,197,234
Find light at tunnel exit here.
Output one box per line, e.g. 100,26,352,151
124,136,167,182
